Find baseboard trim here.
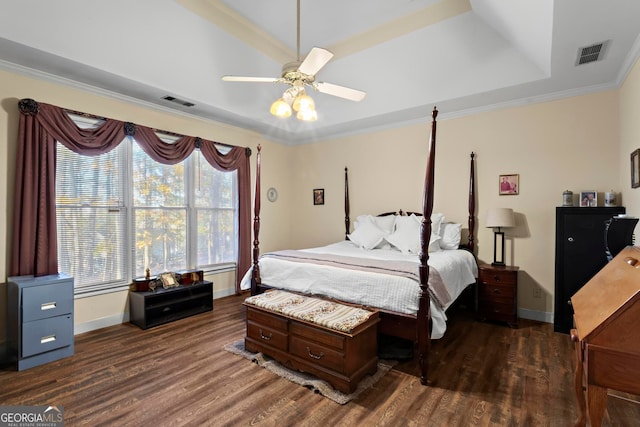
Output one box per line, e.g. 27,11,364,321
74,292,236,335
75,313,129,335
213,288,236,299
518,308,553,324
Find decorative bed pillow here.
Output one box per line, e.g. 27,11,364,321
427,234,442,253
385,214,441,254
354,214,395,234
373,215,396,234
352,214,370,230
439,222,462,250
347,217,387,249
431,212,445,237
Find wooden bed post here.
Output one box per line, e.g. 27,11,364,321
250,145,262,295
345,167,350,239
418,107,438,385
468,152,476,253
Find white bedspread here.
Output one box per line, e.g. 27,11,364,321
240,240,478,339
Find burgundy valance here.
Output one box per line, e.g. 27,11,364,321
11,99,251,294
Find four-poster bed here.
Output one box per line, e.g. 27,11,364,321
244,108,478,384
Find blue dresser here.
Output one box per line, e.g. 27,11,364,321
8,273,74,370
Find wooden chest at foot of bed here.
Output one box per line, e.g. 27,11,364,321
243,291,380,394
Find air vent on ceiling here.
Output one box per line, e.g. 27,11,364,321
576,41,609,66
162,96,195,107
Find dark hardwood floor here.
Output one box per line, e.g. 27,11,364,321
1,293,639,426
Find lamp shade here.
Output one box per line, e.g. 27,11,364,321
486,208,515,228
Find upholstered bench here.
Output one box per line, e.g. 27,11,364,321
243,290,380,394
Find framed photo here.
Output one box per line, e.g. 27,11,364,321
499,174,519,195
631,149,640,188
313,188,324,205
579,191,597,207
160,272,179,289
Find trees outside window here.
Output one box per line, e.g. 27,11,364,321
56,138,237,295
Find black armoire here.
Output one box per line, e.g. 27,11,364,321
554,206,626,333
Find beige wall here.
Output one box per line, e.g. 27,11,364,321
289,90,624,321
619,57,640,218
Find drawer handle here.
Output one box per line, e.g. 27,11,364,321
41,334,56,344
492,288,501,294
41,302,57,311
493,275,500,282
306,347,324,360
259,329,272,341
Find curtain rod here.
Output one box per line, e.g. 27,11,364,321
63,107,238,150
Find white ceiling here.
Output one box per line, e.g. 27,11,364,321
1,0,639,145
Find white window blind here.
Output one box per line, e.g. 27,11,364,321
55,121,238,296
56,142,129,294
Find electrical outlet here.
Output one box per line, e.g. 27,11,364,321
533,286,542,298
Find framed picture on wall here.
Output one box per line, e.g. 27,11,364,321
313,188,325,205
499,174,519,195
631,149,640,188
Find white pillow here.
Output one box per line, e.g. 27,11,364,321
431,213,445,238
373,215,396,234
348,217,387,249
385,215,420,254
385,214,441,254
354,214,396,235
352,215,371,230
439,222,462,250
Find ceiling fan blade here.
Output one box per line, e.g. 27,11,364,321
222,76,279,83
298,47,334,76
316,82,367,102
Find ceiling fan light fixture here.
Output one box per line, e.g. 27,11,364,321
270,98,292,118
222,0,365,124
297,108,317,122
292,91,315,113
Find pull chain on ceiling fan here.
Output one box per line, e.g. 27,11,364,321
221,0,366,122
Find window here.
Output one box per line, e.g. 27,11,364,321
56,131,237,296
56,142,128,293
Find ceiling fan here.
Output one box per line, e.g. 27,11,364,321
221,0,366,121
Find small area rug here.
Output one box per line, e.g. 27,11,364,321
223,340,396,405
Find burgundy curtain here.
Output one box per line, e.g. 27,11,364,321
200,143,252,294
11,99,251,294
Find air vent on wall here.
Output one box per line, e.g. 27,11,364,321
575,41,609,66
162,96,195,107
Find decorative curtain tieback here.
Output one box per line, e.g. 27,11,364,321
124,122,136,136
19,98,39,115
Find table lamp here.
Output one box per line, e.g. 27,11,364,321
486,208,515,266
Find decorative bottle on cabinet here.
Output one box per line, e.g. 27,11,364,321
7,273,75,370
554,207,625,334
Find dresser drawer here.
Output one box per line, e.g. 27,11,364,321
22,315,73,357
289,335,345,373
246,308,288,332
478,282,516,299
479,298,516,316
290,321,345,351
246,320,288,351
479,270,517,286
477,264,519,327
22,281,73,322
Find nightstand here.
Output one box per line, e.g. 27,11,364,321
477,263,519,327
